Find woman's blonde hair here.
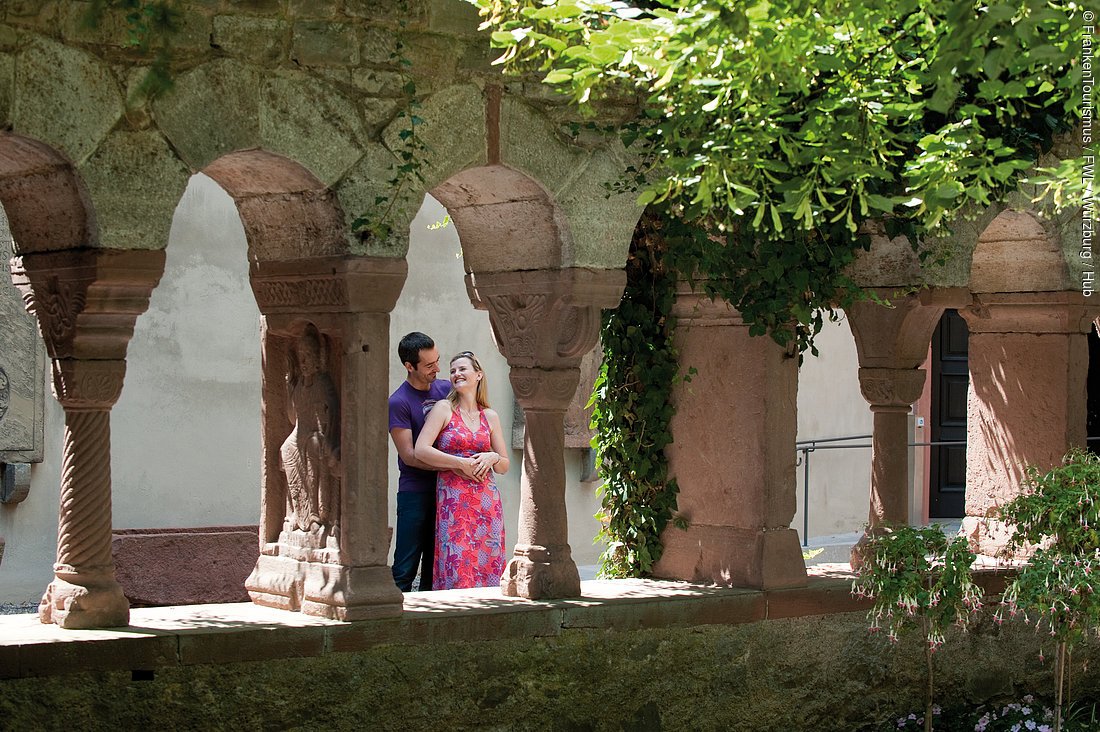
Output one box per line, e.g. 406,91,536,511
447,351,491,410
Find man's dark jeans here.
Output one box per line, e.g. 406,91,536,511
392,490,436,591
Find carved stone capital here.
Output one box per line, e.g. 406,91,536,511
670,280,745,327
249,256,407,315
10,248,165,360
509,367,580,412
50,359,126,410
858,367,926,410
466,268,624,368
848,290,946,369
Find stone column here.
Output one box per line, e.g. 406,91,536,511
960,292,1099,555
245,256,407,620
651,284,806,589
845,291,948,566
467,268,625,599
10,248,165,629
857,368,929,523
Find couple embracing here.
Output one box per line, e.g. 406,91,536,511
388,332,511,592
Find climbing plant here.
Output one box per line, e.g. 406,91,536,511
471,0,1083,351
589,210,683,577
350,5,432,245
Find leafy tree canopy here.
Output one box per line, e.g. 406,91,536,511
472,0,1083,348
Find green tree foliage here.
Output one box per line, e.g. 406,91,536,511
472,0,1082,349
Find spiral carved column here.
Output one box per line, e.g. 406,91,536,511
10,248,164,629
40,360,129,628
467,268,625,600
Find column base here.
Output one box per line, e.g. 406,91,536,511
246,554,403,620
39,570,130,629
246,554,304,612
960,516,1018,559
652,526,807,590
501,544,580,599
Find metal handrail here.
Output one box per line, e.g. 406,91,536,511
796,433,1100,547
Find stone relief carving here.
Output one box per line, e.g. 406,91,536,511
0,215,46,463
857,367,927,409
50,360,126,409
512,346,602,450
556,306,601,359
279,325,341,533
252,278,348,310
489,294,546,361
21,274,88,349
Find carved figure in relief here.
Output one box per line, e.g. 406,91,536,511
280,325,341,531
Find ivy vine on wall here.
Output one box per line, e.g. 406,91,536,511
590,210,685,577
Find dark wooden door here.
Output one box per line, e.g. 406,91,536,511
929,309,969,518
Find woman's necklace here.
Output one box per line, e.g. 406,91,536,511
459,405,479,428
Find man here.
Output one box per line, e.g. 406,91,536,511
388,332,452,591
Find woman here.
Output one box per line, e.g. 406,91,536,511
414,351,510,590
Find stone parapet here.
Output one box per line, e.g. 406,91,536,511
112,527,260,607
0,569,1049,732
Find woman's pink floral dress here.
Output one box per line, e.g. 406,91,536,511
433,407,505,590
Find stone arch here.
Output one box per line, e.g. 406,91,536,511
970,208,1069,293
202,149,348,263
0,132,98,255
431,164,569,273
0,133,164,629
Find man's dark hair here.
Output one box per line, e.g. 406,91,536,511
398,332,435,367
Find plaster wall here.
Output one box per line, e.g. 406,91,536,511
111,175,262,530
795,315,878,540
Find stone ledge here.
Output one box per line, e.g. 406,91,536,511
0,567,1014,680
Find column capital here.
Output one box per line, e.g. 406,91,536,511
466,268,624,369
847,291,944,369
10,248,165,360
857,367,926,411
51,359,126,410
509,367,580,412
249,256,407,315
670,280,745,326
961,292,1100,335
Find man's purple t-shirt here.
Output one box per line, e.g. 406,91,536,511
388,379,452,493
